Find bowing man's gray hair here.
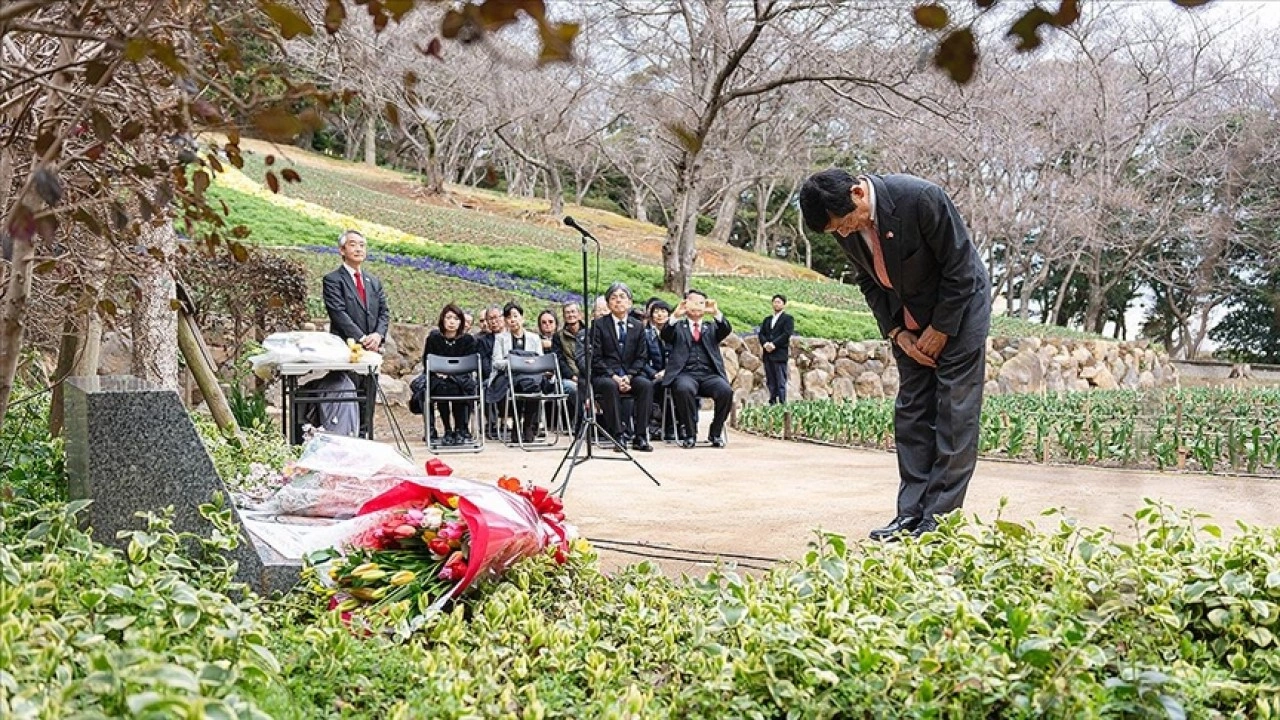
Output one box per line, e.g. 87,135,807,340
338,229,365,248
605,281,632,301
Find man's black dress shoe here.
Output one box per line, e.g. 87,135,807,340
632,438,653,452
709,435,726,448
868,515,921,541
680,438,696,449
911,517,939,539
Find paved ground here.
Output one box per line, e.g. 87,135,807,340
380,410,1280,575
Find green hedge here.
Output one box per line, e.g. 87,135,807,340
7,490,1279,718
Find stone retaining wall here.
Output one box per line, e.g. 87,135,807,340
99,323,1181,408
372,323,1179,407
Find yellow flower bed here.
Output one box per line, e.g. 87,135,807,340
215,166,442,249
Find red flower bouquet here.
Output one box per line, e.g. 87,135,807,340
312,471,573,621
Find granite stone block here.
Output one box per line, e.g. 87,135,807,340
64,376,300,596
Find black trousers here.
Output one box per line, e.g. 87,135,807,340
591,375,654,439
669,370,733,440
891,292,990,522
764,359,788,404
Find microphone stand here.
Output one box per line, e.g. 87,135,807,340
550,219,660,497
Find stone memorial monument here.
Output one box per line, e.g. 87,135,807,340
63,376,300,596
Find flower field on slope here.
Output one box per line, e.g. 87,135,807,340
207,175,884,340
282,248,551,325
212,164,1090,343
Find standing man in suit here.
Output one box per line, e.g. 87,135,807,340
322,229,389,351
760,294,794,405
660,289,734,449
589,282,654,452
320,229,390,438
800,169,990,540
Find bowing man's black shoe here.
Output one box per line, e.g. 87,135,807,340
679,438,696,449
631,437,653,452
868,515,921,541
709,435,726,448
911,517,939,539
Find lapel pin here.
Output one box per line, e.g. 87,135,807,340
886,232,894,239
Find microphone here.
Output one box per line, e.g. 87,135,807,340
563,215,597,240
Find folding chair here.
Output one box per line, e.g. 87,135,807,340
423,353,485,454
505,353,572,451
669,391,730,447
589,388,636,448
659,390,680,443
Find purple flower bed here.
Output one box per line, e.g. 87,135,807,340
302,245,581,304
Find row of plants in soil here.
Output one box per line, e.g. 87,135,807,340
737,387,1280,475
4,387,1280,717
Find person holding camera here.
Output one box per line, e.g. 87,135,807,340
660,289,733,449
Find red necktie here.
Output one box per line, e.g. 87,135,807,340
866,227,920,330
354,271,367,304
691,322,701,342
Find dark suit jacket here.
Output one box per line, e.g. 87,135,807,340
659,315,732,386
589,314,648,379
759,312,794,362
836,174,989,338
322,267,390,343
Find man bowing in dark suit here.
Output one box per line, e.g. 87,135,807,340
660,289,734,449
800,169,991,540
760,294,794,405
589,282,654,452
322,229,390,351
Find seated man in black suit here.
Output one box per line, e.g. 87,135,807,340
660,289,734,448
589,282,654,452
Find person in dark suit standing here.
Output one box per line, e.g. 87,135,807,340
660,289,734,449
589,282,654,452
800,169,991,540
320,229,390,437
759,294,794,405
322,230,390,351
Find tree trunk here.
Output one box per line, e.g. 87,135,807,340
363,115,377,166
0,35,76,430
752,186,770,254
546,168,564,217
1049,254,1079,327
707,187,741,245
792,214,812,269
663,154,700,293
130,221,179,390
1083,280,1107,335
631,186,649,223
47,316,80,437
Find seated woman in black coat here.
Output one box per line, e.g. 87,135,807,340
424,302,479,446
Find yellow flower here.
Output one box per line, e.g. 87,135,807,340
389,570,417,586
351,562,380,576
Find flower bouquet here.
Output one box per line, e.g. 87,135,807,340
311,473,573,622
250,434,418,517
